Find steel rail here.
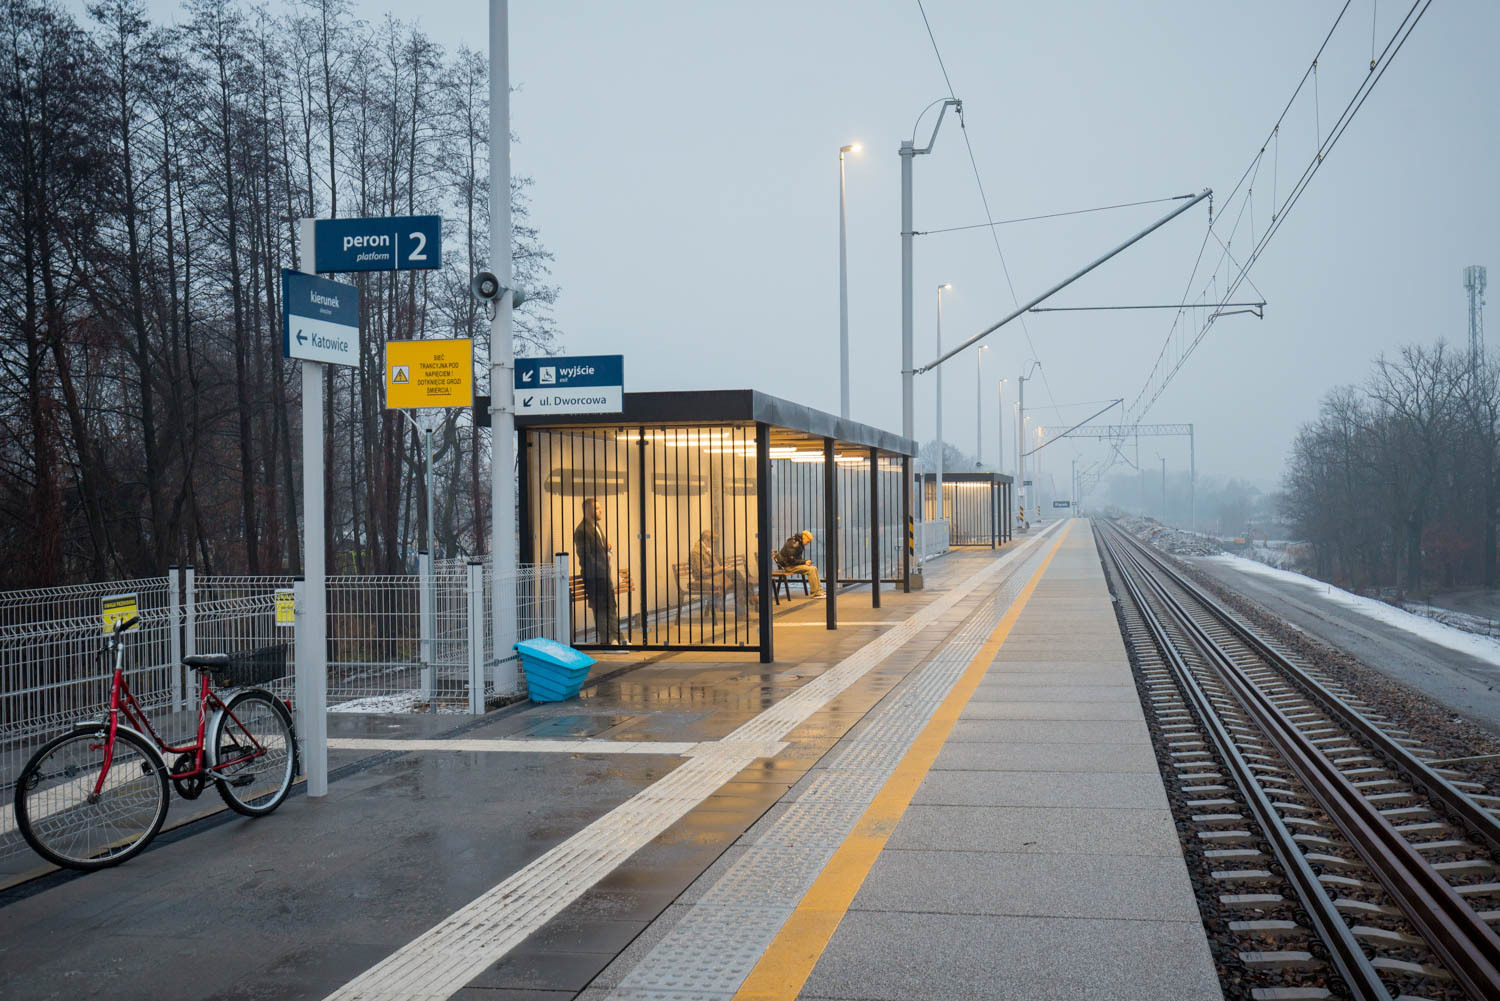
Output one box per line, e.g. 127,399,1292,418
1114,525,1500,854
1104,522,1500,998
1096,526,1388,1000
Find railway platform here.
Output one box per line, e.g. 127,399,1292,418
0,519,1221,1001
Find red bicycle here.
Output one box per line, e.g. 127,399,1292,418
13,616,298,870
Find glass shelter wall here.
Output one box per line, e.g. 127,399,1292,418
923,476,1009,547
523,425,760,651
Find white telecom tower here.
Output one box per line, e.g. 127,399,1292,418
1465,265,1487,368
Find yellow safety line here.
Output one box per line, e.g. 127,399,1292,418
731,521,1074,1001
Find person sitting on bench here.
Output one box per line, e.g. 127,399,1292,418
690,529,751,604
774,530,824,597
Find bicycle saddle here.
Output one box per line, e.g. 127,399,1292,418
182,653,231,668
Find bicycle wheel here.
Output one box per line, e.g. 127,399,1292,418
14,727,170,871
210,690,296,816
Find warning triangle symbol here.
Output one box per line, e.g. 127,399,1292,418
392,366,410,384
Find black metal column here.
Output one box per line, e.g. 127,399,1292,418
824,437,837,629
870,447,880,609
637,429,649,644
990,480,998,549
517,433,533,564
901,455,912,592
756,423,774,663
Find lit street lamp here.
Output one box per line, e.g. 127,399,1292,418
838,143,860,418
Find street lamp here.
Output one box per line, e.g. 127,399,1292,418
997,378,1008,482
935,283,953,521
976,345,989,468
1017,360,1041,518
838,143,860,419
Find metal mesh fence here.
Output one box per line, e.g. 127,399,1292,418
0,560,563,864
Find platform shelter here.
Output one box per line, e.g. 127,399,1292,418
921,471,1014,547
517,390,917,663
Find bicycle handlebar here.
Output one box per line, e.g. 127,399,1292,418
113,615,140,634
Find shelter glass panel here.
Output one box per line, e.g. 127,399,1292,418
523,425,760,651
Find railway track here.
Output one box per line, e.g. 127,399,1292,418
1097,520,1500,1001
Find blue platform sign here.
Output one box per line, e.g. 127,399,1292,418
282,270,359,367
303,215,441,273
514,355,624,415
1053,500,1071,508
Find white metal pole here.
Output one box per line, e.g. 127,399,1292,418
1017,375,1025,519
168,566,182,711
419,550,434,703
935,286,944,522
900,142,914,441
997,380,1005,485
839,148,850,420
554,552,571,644
976,348,984,467
466,561,484,714
490,0,518,694
299,358,327,797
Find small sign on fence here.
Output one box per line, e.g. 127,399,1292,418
101,593,139,634
275,589,296,627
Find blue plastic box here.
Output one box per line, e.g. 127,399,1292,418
514,638,598,703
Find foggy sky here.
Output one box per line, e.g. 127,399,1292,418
129,1,1500,496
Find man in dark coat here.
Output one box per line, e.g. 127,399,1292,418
573,497,621,643
774,530,823,597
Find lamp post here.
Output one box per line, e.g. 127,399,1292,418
839,143,860,419
997,378,1007,483
1017,360,1040,519
976,345,989,468
901,99,961,441
935,283,952,520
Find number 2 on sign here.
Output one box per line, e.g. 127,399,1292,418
408,231,427,262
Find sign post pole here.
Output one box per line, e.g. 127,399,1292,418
299,356,327,796
491,0,518,695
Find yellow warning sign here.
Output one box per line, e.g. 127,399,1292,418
101,592,140,634
275,588,296,627
385,339,472,409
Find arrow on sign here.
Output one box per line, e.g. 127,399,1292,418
523,396,534,406
521,370,534,383
296,330,308,346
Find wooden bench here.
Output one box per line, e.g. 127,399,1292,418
769,566,811,605
671,560,725,623
568,568,634,642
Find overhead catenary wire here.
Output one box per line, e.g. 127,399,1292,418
915,194,1198,236
1125,0,1428,426
914,0,1069,448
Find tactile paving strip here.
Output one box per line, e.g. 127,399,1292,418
603,534,1056,1001
322,527,1060,1001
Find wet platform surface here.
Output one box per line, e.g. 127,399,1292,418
0,520,1219,1001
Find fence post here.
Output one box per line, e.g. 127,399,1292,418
184,565,197,701
419,551,434,706
467,561,484,714
554,553,571,644
168,566,182,711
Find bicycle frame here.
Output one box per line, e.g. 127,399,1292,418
91,631,268,799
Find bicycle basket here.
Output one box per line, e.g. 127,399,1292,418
213,644,289,689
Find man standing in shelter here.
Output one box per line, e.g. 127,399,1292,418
574,498,621,644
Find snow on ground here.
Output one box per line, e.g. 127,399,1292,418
329,691,468,714
1210,553,1500,667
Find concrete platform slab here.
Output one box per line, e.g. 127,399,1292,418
886,803,1183,855
800,910,1221,1001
